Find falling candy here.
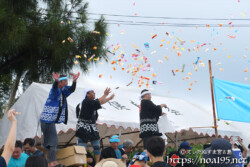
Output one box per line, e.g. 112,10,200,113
195,57,200,65
172,70,175,76
144,42,150,48
152,34,157,39
68,37,73,43
126,81,133,86
181,64,185,72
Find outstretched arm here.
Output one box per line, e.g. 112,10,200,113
1,109,17,165
98,88,115,105
101,94,115,105
238,137,248,158
160,104,167,115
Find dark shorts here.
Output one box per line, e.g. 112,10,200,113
41,121,58,149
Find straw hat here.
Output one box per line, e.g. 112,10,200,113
95,158,126,167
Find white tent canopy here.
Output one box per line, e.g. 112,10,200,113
0,82,249,148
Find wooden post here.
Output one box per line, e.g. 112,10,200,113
209,60,218,138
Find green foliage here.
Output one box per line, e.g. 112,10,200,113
0,0,108,111
186,144,205,167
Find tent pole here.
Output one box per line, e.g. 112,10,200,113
175,132,178,150
208,60,218,138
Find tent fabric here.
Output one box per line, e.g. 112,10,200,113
213,78,250,123
0,82,249,148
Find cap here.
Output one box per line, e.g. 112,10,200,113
180,142,192,150
109,135,120,143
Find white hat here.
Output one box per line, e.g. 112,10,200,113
83,88,94,100
95,158,126,167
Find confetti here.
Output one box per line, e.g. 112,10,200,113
68,37,73,43
188,72,192,76
75,55,81,58
93,46,97,50
152,34,157,39
151,51,156,55
61,21,64,24
243,68,248,72
74,61,78,64
92,31,101,34
98,74,103,78
15,112,22,115
152,73,157,77
219,68,224,71
225,96,235,101
62,40,65,44
126,81,133,86
144,42,150,48
195,57,200,65
181,64,185,72
172,69,175,76
158,60,163,64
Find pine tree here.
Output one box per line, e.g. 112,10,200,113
0,0,108,113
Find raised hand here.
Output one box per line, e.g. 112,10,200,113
73,72,80,82
8,109,17,124
52,72,60,82
104,88,111,96
161,104,167,108
109,94,115,100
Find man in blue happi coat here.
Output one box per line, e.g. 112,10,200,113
40,72,79,167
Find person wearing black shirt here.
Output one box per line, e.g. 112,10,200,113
146,136,170,167
76,88,115,163
139,89,167,149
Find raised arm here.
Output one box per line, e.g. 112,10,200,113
98,88,115,105
68,72,80,92
238,137,248,158
1,109,17,165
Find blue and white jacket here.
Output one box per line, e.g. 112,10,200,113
40,81,76,124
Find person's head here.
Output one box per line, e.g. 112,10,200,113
23,138,36,154
58,74,68,88
146,136,165,158
179,142,192,155
109,135,120,150
123,139,134,154
25,156,48,167
95,158,126,167
129,152,148,167
12,140,23,159
141,89,151,100
203,138,236,167
248,144,250,149
86,90,95,100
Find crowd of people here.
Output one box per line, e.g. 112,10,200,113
1,73,250,167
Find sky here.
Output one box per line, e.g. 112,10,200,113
40,0,250,111
72,0,250,111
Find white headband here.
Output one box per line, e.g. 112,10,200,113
83,88,94,100
139,91,151,100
